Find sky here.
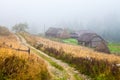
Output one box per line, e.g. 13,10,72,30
0,0,120,33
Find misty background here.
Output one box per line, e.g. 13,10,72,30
0,0,120,42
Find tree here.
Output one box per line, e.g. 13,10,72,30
12,23,28,32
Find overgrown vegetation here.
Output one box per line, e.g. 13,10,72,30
21,32,120,80
40,47,120,80
0,47,51,80
32,49,64,71
0,31,51,80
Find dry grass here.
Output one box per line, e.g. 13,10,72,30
22,33,120,63
0,33,27,49
0,33,51,80
21,32,120,80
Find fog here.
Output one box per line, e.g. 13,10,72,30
0,0,120,42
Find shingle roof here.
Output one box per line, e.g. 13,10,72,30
71,30,94,37
76,30,94,36
77,33,98,42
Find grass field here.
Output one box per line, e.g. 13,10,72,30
108,43,120,54
21,32,120,80
62,38,78,45
62,38,120,54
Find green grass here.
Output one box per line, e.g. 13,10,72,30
53,37,120,55
19,33,63,71
108,43,120,54
62,38,78,45
63,38,120,55
74,74,83,80
32,48,64,71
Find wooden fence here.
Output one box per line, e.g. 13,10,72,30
0,42,30,54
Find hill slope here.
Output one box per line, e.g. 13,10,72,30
0,32,51,80
21,32,120,80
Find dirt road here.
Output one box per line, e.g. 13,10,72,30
17,34,90,80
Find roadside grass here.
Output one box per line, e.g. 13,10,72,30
30,45,77,80
31,48,64,71
29,44,84,80
0,47,51,80
20,34,83,80
18,34,75,80
108,43,120,54
19,32,63,71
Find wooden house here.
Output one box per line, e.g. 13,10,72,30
45,27,70,38
70,30,93,38
77,32,110,53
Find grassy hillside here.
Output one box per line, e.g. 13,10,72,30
21,32,120,80
0,33,51,80
108,43,120,54
61,38,120,55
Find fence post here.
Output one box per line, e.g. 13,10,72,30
10,44,12,48
28,47,30,54
3,42,5,45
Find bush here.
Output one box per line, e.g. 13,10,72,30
0,26,10,36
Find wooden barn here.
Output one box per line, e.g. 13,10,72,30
45,27,70,38
77,32,110,53
70,30,93,38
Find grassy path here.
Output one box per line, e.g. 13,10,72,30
17,34,90,80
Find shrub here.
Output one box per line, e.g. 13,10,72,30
0,26,10,36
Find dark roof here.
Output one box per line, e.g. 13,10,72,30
71,30,94,37
46,27,63,34
77,33,99,42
